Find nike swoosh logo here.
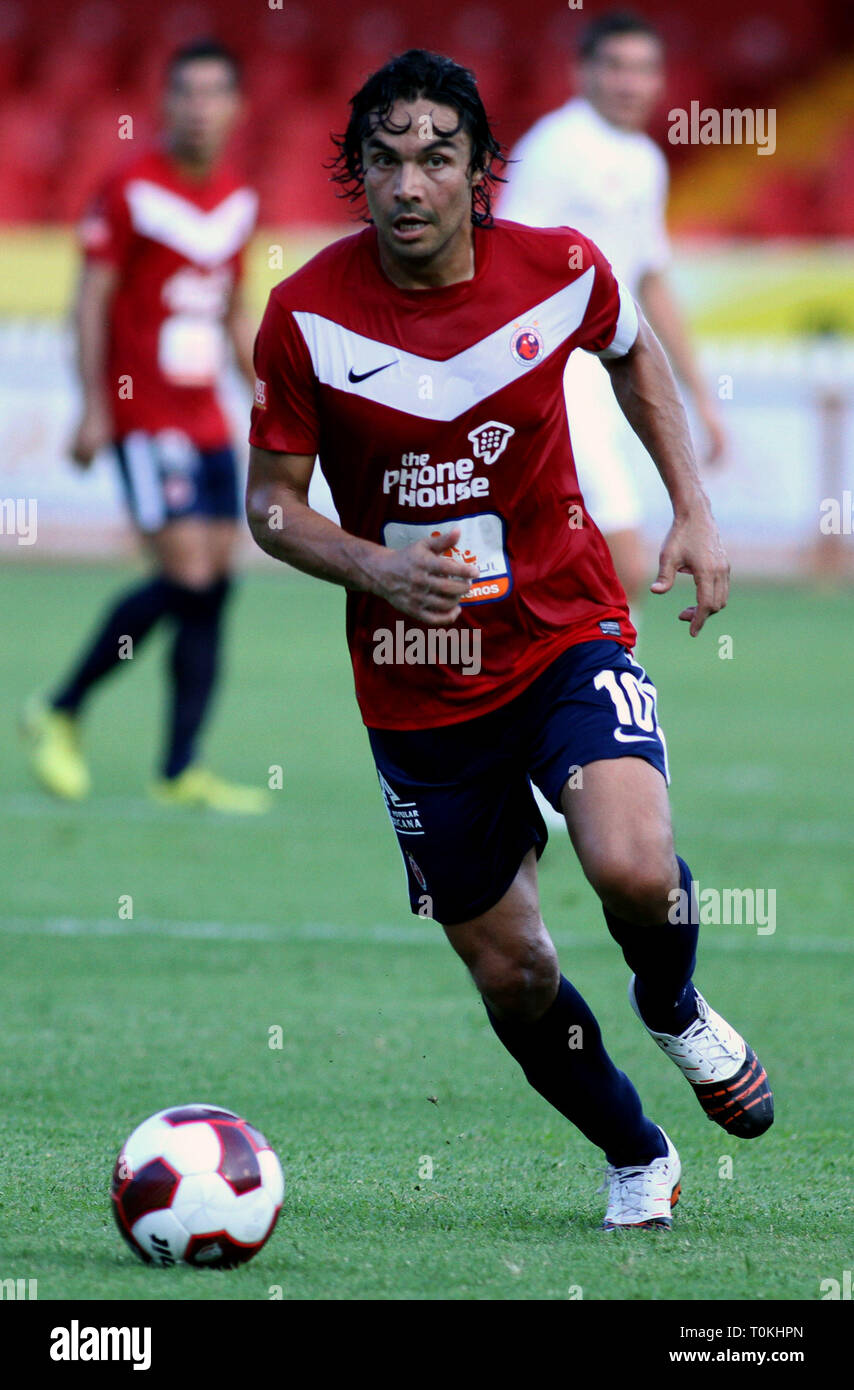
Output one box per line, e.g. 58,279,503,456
614,729,657,743
348,362,397,383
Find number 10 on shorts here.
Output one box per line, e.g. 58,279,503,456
594,667,658,736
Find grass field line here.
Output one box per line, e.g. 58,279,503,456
3,794,854,846
1,914,852,955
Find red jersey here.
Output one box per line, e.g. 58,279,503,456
249,220,640,730
80,146,257,449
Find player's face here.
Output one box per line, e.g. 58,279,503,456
580,34,664,131
362,99,483,276
164,59,241,164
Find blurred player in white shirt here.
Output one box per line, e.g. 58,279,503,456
499,10,725,614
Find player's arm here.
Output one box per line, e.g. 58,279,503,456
225,284,257,388
69,260,118,468
639,270,726,465
246,446,478,626
602,311,729,636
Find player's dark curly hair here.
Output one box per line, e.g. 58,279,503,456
329,49,506,227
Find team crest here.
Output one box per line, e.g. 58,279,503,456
510,325,544,365
467,420,515,466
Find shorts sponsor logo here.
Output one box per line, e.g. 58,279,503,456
378,772,423,835
406,852,427,890
510,325,544,365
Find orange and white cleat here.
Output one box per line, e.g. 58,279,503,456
600,1127,681,1231
629,977,774,1138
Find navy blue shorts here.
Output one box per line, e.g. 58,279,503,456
115,430,239,533
368,639,670,927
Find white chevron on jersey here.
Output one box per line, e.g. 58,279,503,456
124,180,258,267
292,266,636,423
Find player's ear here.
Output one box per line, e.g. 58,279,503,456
471,154,489,188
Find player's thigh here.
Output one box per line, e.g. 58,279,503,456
602,527,648,605
368,713,548,933
561,756,677,920
524,640,675,916
443,848,559,1020
146,518,222,588
204,518,241,577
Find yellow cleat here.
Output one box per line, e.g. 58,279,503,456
21,697,91,800
150,766,271,815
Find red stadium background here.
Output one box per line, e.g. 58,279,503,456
0,0,851,233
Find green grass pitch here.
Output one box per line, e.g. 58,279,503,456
1,562,851,1301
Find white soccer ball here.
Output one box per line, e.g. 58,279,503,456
111,1104,284,1268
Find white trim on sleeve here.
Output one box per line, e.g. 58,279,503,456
594,281,639,360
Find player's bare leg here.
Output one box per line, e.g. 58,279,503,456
601,527,648,619
443,849,680,1227
443,849,559,1022
148,516,237,588
562,757,773,1137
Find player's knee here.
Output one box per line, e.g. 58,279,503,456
473,935,559,1021
591,852,677,924
162,564,218,591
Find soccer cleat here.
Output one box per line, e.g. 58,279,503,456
600,1127,681,1231
21,697,90,800
629,976,774,1138
151,766,271,815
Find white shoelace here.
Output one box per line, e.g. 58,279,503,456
664,1017,738,1067
599,1162,668,1224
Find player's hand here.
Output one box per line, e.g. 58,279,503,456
69,403,112,469
370,526,480,626
651,509,730,637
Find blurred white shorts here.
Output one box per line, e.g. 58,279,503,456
564,348,645,534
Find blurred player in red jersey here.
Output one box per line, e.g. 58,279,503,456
245,50,773,1229
24,38,268,812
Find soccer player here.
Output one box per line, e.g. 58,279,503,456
246,50,773,1229
24,38,268,813
499,10,726,616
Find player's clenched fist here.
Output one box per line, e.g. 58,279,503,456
369,526,480,626
69,403,112,468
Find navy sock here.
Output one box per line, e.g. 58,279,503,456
603,854,699,1034
53,577,174,714
485,976,667,1166
162,578,231,779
